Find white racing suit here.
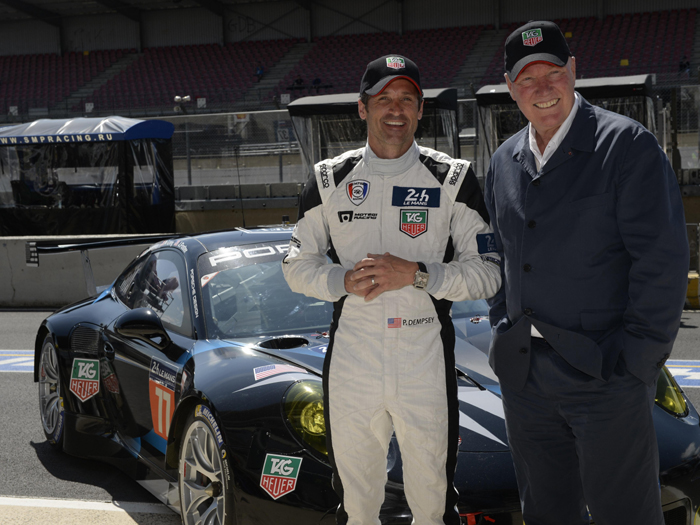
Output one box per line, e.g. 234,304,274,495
283,142,501,525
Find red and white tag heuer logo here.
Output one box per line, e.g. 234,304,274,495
260,454,303,499
522,28,543,47
400,209,428,238
69,358,100,402
386,57,405,69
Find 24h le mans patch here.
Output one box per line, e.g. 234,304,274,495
260,453,303,500
70,358,100,402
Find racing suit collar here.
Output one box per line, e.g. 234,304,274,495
364,141,420,176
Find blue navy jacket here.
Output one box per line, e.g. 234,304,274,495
484,95,689,391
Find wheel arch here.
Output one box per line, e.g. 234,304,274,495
34,325,52,383
166,393,221,473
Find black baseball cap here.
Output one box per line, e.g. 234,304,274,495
359,55,422,97
504,21,573,82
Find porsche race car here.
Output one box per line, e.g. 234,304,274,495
34,227,700,524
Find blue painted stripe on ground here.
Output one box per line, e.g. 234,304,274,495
667,360,700,388
0,350,34,373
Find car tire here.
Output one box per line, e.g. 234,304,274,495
38,334,65,451
179,404,235,525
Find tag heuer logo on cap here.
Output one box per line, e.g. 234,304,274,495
70,358,100,402
260,454,303,499
400,209,428,238
386,57,405,69
522,28,543,47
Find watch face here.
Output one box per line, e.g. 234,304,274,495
414,271,429,289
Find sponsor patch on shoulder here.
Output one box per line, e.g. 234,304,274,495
476,233,497,254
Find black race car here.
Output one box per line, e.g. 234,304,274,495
35,227,700,524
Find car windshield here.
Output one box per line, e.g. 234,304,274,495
198,241,490,339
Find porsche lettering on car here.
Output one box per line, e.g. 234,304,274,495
34,227,700,525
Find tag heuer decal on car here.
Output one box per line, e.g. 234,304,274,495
400,209,428,238
260,454,303,499
522,28,543,47
386,57,405,69
69,358,100,402
347,180,370,205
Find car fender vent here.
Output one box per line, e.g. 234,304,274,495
71,326,100,354
258,337,309,350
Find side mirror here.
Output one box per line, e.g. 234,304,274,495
115,308,172,351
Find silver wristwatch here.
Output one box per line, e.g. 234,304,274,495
413,262,429,290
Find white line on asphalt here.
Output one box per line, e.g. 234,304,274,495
0,497,174,514
0,358,33,366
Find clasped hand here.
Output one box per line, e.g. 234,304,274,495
344,252,419,302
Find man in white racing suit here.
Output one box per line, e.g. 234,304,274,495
282,54,501,525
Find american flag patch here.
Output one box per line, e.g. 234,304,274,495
387,318,402,328
253,364,306,381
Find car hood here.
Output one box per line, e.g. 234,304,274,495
224,321,509,453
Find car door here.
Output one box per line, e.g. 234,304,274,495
105,247,194,471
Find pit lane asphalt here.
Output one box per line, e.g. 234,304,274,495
2,309,700,523
0,310,179,524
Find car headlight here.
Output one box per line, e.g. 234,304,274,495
284,381,327,455
655,366,688,417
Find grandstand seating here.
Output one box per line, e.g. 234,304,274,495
0,49,127,114
87,39,299,111
480,9,697,85
275,26,483,100
0,8,696,117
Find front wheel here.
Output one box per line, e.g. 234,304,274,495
179,404,235,525
38,335,65,451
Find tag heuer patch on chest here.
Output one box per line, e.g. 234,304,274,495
522,28,543,47
260,453,303,499
386,57,405,69
400,209,428,238
347,180,370,205
70,358,100,402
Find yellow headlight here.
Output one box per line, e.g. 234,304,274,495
284,381,327,455
655,366,688,417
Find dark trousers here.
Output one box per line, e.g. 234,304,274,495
500,337,663,525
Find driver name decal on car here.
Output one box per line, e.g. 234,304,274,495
260,453,303,500
189,268,199,319
149,358,178,440
69,358,100,402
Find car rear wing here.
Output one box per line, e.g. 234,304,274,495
26,235,180,297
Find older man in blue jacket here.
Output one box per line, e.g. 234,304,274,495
484,21,689,525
